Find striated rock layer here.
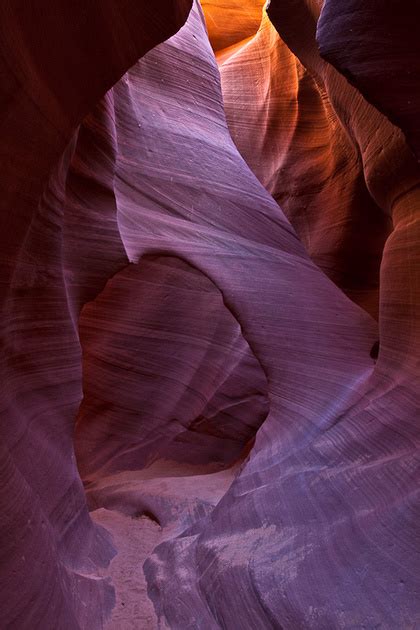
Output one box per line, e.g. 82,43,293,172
0,0,419,629
216,6,391,318
0,1,193,628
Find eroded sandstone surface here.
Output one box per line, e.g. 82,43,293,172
1,1,419,628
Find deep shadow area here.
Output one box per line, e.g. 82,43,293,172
75,255,269,486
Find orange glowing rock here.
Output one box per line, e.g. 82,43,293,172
201,0,265,56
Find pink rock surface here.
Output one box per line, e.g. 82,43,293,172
0,1,193,628
1,1,419,628
217,7,390,318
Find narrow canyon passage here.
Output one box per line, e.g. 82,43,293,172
0,1,419,629
75,256,269,628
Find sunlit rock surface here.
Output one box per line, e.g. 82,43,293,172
0,1,419,628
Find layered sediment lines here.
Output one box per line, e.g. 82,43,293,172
0,1,419,629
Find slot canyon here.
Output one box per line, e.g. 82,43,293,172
0,1,419,628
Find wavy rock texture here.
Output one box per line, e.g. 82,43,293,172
1,0,419,629
0,1,193,628
317,0,420,162
217,7,391,318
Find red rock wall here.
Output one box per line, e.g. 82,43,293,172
1,1,419,628
0,2,192,628
218,8,391,318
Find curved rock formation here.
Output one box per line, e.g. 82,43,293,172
317,0,420,162
1,0,419,628
217,7,391,318
0,2,193,628
76,256,269,479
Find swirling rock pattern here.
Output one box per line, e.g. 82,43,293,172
0,1,419,629
0,1,193,628
217,7,391,318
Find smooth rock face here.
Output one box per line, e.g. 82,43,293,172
76,256,269,478
0,1,193,628
1,1,419,630
217,7,391,318
317,0,420,162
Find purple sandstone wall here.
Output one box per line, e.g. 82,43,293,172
0,1,419,628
